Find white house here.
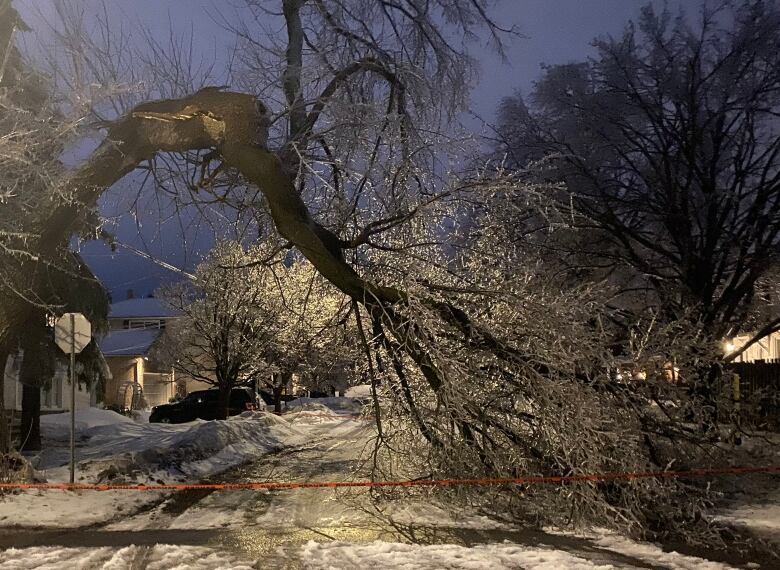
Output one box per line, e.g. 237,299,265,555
2,350,96,415
98,297,179,409
727,330,780,363
2,296,182,423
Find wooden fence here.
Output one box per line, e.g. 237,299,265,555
726,361,780,428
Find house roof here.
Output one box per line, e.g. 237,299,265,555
98,328,163,357
108,298,179,319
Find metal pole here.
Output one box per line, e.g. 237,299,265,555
69,314,76,485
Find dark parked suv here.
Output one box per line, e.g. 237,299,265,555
149,387,256,424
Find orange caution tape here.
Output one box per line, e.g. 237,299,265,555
0,465,777,492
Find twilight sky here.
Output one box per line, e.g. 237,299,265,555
18,0,696,300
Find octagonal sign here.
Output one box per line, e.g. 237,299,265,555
54,313,92,354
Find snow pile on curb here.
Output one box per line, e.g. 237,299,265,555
0,411,306,529
40,408,134,437
344,384,372,398
38,411,305,484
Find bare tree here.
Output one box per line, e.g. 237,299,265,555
158,240,351,418
262,254,354,410
157,241,284,419
495,1,780,348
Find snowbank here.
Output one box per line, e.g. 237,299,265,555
285,401,334,413
300,541,583,570
1,412,307,528
282,400,369,427
344,384,372,398
717,488,780,540
37,411,304,485
40,408,133,435
0,538,744,570
591,534,734,570
132,410,151,424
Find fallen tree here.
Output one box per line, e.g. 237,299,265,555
2,0,741,540
1,82,728,538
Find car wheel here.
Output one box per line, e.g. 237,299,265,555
159,417,171,424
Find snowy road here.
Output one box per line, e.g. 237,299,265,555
0,409,775,569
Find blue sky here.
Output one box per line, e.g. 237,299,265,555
17,0,695,300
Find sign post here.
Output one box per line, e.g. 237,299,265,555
54,313,92,485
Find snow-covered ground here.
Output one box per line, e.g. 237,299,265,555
36,408,304,484
0,536,741,570
1,399,777,569
0,408,306,528
299,536,740,570
0,545,259,570
715,479,780,543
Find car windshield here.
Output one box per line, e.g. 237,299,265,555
186,390,245,403
230,390,251,405
184,391,209,402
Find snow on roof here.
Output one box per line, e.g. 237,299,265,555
108,297,179,319
98,328,162,356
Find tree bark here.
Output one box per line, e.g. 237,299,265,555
0,348,9,454
12,88,444,402
19,382,40,452
272,373,285,415
216,383,231,421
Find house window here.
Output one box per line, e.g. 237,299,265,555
52,370,63,408
41,369,63,409
123,319,166,330
42,384,52,408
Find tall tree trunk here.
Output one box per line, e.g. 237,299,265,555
0,349,9,454
216,383,231,421
272,372,287,415
19,382,40,452
273,385,283,415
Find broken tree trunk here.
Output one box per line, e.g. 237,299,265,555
19,382,40,452
19,89,446,399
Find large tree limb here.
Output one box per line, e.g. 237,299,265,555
35,89,397,307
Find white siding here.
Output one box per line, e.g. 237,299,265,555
3,353,91,412
731,331,780,362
